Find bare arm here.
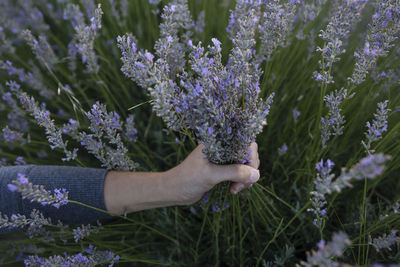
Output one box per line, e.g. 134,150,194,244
104,143,260,215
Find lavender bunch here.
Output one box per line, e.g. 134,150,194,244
369,230,400,252
362,100,390,154
118,2,274,164
24,244,120,267
308,153,390,228
21,29,58,68
77,102,138,171
298,231,351,267
7,173,69,208
6,81,78,161
320,88,354,146
349,0,400,85
65,4,103,74
313,0,367,84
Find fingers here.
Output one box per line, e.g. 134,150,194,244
209,164,260,188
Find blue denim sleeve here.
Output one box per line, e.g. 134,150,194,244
0,165,114,235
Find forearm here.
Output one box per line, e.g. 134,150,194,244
103,170,179,215
0,165,113,235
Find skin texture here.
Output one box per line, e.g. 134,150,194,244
104,142,260,215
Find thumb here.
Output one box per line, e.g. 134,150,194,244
209,164,260,185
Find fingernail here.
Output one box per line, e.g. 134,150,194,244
250,169,260,183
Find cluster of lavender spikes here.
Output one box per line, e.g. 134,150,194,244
313,0,367,84
297,231,351,266
362,100,390,154
118,0,274,164
227,0,300,62
77,102,139,171
349,0,400,85
7,173,69,209
308,153,391,228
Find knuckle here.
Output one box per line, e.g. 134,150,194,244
236,165,250,180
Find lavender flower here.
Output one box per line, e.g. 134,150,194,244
21,29,58,68
369,230,400,252
308,153,390,228
0,60,53,99
24,245,120,267
124,114,138,142
72,221,103,243
63,3,85,29
149,0,162,5
194,11,205,34
258,0,300,61
278,143,288,156
65,4,103,73
62,118,80,137
298,231,351,266
0,209,52,235
308,159,334,227
349,0,400,84
119,2,274,164
6,81,78,161
321,88,354,146
7,173,69,208
296,0,328,40
2,126,26,144
77,102,138,171
292,108,300,123
362,100,390,154
14,156,26,166
313,0,367,84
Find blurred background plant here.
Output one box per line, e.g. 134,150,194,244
0,0,399,266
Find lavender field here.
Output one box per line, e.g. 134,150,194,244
0,0,400,266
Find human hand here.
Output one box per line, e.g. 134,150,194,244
164,142,260,206
104,143,260,215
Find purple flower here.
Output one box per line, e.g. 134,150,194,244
362,100,390,153
7,173,69,208
7,184,18,192
301,232,351,266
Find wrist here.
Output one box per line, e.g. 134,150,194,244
104,170,180,215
